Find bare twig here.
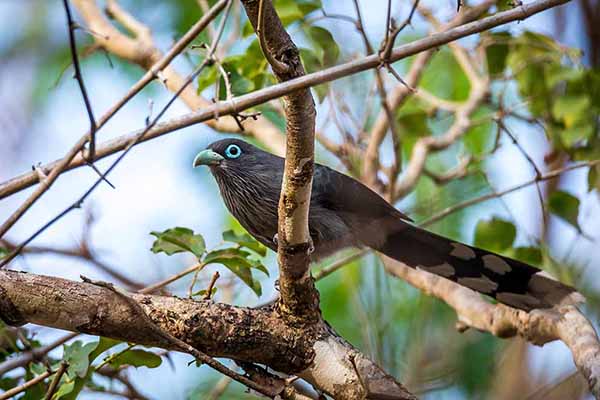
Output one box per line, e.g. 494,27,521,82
44,361,69,400
362,0,497,187
351,0,403,195
419,160,600,228
257,0,290,74
313,250,368,281
423,156,471,185
203,271,220,300
0,369,54,400
392,75,489,200
63,0,98,161
0,333,77,376
380,0,420,63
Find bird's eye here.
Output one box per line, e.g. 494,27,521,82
224,144,242,159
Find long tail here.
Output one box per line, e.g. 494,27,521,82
375,224,583,311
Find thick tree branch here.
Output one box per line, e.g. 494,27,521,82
0,270,414,399
0,270,315,372
0,0,570,202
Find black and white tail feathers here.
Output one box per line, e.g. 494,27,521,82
376,224,583,311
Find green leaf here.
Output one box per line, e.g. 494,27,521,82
63,340,98,379
30,362,46,375
485,31,511,75
297,0,322,15
299,48,328,102
0,377,18,391
397,110,431,136
474,217,516,252
512,246,542,266
222,229,267,256
548,190,581,231
205,249,268,296
306,26,339,67
21,364,46,400
463,106,494,156
150,227,206,258
560,123,594,148
60,338,121,400
0,247,7,260
421,49,470,102
273,0,304,25
53,381,75,399
108,349,162,369
90,337,122,361
552,95,591,128
300,47,321,72
196,65,218,94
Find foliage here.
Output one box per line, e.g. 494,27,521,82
150,226,268,296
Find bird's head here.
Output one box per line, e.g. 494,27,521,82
193,138,282,175
193,139,252,169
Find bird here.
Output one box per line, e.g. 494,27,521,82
193,138,582,311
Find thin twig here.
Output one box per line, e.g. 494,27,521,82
63,0,98,161
314,250,369,281
44,361,69,400
419,160,600,227
496,118,548,230
0,369,54,400
144,262,206,294
380,0,420,63
203,271,220,300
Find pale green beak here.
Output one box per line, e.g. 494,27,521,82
193,149,224,167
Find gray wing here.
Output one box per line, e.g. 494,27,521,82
311,164,412,223
309,164,412,255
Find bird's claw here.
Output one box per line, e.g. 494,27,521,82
272,233,278,245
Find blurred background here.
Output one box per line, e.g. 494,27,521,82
0,0,599,398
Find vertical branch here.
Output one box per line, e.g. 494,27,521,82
240,0,318,319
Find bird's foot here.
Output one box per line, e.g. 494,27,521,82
272,233,278,245
307,237,314,255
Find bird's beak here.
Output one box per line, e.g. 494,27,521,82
193,149,224,167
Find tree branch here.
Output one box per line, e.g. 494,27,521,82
362,0,497,188
0,0,570,202
0,269,414,399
